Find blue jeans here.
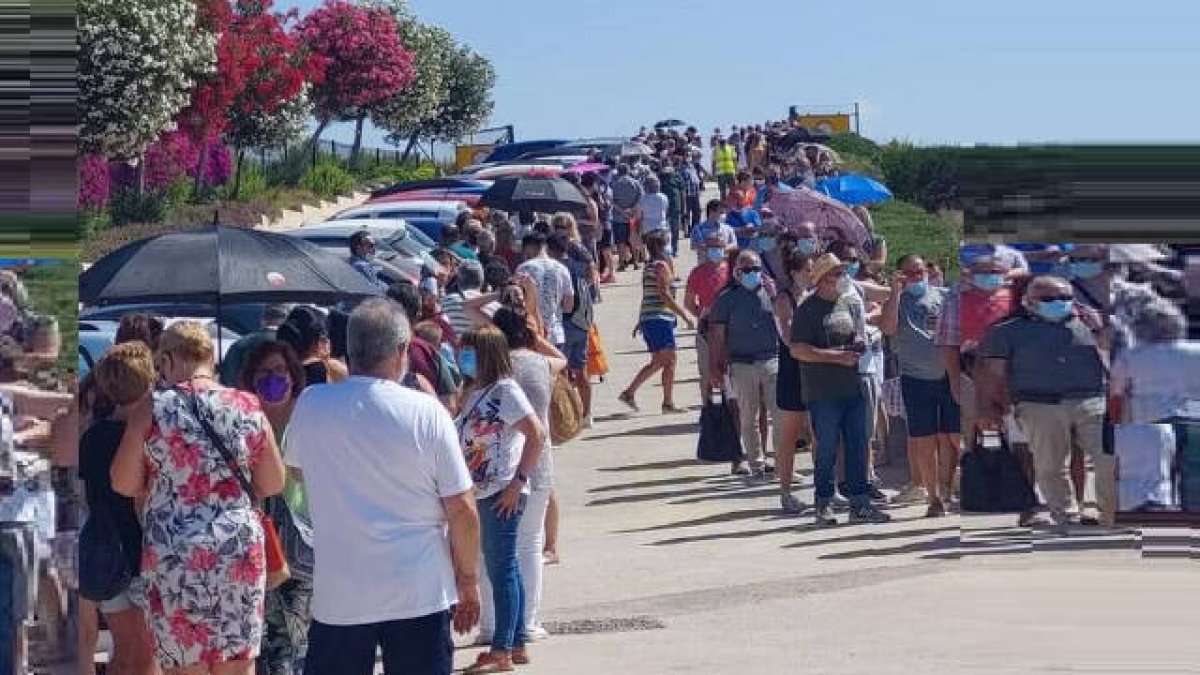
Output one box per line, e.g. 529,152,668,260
808,395,871,509
479,493,527,652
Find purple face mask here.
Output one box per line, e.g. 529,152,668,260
254,373,291,404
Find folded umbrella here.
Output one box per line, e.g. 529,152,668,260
80,224,384,306
816,174,893,206
766,186,870,248
480,175,589,217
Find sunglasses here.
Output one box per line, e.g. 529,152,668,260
1037,295,1073,302
739,266,762,273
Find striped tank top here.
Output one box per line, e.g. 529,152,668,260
639,260,674,322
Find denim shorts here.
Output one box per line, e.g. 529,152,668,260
99,587,136,615
562,328,590,370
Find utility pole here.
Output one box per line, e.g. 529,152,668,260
853,102,861,135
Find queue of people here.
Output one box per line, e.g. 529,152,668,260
75,190,617,673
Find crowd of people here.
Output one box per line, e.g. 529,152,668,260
71,115,1199,675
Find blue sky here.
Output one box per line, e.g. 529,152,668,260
283,0,1198,150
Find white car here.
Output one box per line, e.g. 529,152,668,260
289,219,442,284
331,200,469,242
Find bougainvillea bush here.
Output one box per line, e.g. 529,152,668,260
78,154,111,210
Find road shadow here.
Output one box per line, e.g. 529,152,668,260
588,475,712,493
648,523,801,546
598,458,703,472
583,422,698,442
617,508,781,533
818,535,962,560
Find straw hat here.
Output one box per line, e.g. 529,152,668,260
810,253,847,283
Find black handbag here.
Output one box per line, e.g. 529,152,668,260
696,390,745,463
959,430,1037,513
78,505,132,602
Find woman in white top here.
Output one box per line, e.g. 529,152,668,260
455,326,545,673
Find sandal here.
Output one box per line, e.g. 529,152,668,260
618,391,639,411
512,647,531,665
542,549,560,565
662,403,688,414
464,651,514,674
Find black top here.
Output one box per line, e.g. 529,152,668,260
79,419,143,573
303,360,329,387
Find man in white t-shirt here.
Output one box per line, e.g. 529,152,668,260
284,298,480,675
516,231,575,348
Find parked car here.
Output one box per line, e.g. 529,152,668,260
289,219,441,283
331,200,470,242
78,317,240,375
81,303,267,336
368,188,485,210
481,139,570,164
465,163,567,181
370,177,491,200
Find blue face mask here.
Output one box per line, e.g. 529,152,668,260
796,238,818,254
906,280,928,297
458,348,478,379
706,248,725,262
756,237,776,253
739,270,762,290
1070,261,1103,280
845,262,861,278
1035,299,1073,321
972,273,1005,291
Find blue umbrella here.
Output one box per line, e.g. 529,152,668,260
815,174,893,206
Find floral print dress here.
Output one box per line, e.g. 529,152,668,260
134,382,269,669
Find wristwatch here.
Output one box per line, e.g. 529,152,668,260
514,472,529,484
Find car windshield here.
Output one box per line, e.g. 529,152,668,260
388,225,435,250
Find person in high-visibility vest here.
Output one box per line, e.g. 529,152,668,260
713,137,738,201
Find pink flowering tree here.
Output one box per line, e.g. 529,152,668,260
298,1,415,166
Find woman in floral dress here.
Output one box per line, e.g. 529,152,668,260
112,322,285,674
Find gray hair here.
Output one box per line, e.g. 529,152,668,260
347,298,410,372
456,259,484,291
1129,298,1186,344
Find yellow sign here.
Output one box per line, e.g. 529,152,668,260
456,144,496,171
794,114,851,134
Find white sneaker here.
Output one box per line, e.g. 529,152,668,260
582,414,594,429
525,624,550,642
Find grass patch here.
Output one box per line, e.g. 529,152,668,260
871,199,961,279
20,260,77,381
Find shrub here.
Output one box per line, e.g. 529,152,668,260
108,188,171,226
300,161,355,200
824,133,881,164
231,163,269,201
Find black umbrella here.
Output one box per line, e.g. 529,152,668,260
479,175,589,217
79,224,385,307
654,119,687,129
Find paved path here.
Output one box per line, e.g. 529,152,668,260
449,202,1200,673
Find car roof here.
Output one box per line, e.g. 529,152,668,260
294,220,408,238
342,200,467,212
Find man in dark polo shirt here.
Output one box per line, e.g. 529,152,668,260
979,275,1116,528
791,253,892,527
708,250,780,479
